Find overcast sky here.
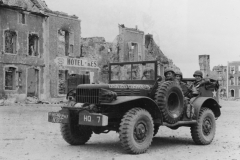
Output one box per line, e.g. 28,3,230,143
44,0,240,77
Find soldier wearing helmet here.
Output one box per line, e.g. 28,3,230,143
164,68,175,81
142,69,151,80
189,70,211,97
175,70,190,96
193,70,203,82
175,71,183,82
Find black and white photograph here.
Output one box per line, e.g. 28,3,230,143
0,0,240,160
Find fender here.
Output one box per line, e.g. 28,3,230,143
192,97,221,119
101,96,162,121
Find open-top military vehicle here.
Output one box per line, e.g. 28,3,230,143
48,60,221,154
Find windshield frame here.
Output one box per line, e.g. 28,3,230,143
109,61,157,84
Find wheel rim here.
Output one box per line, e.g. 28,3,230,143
134,121,148,143
202,116,212,136
167,92,180,117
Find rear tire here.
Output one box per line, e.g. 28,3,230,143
60,123,92,145
154,81,184,124
191,107,216,145
119,108,154,154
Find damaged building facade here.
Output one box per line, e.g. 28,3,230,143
0,0,179,102
82,25,179,83
0,0,48,101
47,11,99,99
0,0,99,101
227,61,240,98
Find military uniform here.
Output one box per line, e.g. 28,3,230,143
175,71,189,95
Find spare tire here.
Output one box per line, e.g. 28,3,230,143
154,81,184,124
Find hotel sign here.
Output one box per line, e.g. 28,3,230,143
54,57,98,68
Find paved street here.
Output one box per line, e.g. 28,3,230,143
0,100,240,160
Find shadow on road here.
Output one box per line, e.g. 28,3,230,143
151,136,195,149
58,136,195,155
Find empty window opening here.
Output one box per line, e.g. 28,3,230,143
230,66,235,74
19,13,26,24
58,70,69,94
27,68,39,97
230,77,235,86
5,30,17,54
230,89,235,97
5,67,17,90
29,34,39,56
58,30,70,56
70,44,73,54
128,42,138,61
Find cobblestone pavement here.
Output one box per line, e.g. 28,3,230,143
0,100,239,160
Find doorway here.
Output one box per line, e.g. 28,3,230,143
230,89,235,97
27,68,39,97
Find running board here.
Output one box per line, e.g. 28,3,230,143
163,120,197,127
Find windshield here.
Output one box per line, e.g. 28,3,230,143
110,62,155,81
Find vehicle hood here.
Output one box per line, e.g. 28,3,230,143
77,84,152,90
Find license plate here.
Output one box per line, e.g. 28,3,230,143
79,110,108,126
48,112,69,123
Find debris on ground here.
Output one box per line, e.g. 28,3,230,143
25,97,39,104
0,99,4,106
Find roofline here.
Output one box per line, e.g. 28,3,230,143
46,11,80,21
0,4,48,17
228,61,240,64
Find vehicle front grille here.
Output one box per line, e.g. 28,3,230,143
76,89,100,104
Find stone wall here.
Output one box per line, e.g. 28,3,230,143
0,6,47,101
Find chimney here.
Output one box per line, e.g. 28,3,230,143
199,55,210,78
136,25,138,30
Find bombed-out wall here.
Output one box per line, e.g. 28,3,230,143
0,6,47,101
47,13,100,98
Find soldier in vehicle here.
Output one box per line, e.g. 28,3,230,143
189,70,208,97
142,69,151,80
164,68,176,81
175,71,189,95
175,71,184,83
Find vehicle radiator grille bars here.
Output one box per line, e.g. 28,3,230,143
76,89,100,104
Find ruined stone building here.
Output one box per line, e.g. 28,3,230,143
199,55,210,78
0,1,180,102
145,34,180,75
81,25,178,83
227,61,240,98
0,0,49,101
0,0,99,102
199,55,240,98
117,25,145,62
212,65,227,96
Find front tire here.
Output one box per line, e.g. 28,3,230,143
60,123,92,145
119,108,154,154
191,107,216,145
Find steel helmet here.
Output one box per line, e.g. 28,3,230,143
193,70,203,78
175,71,183,77
164,68,175,77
